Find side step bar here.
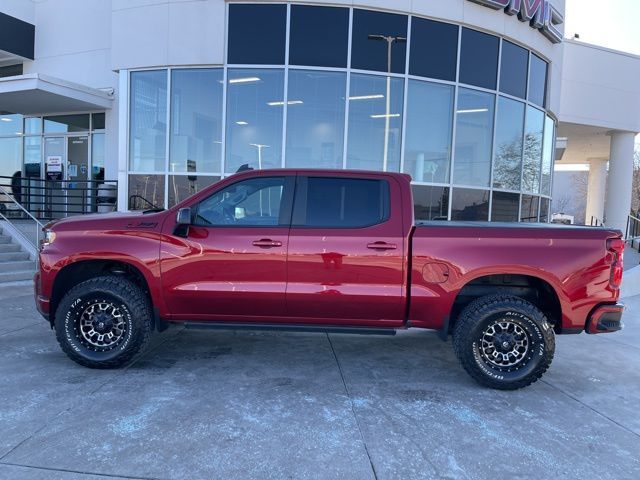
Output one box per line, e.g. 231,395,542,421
184,322,397,336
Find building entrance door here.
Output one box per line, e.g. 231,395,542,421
43,135,90,217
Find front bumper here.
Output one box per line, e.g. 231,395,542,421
33,271,50,321
586,303,625,334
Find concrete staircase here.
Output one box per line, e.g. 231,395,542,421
0,228,36,285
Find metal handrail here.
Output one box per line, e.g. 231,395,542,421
626,214,640,252
0,185,45,229
129,195,161,211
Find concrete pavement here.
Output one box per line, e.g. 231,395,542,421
0,284,638,480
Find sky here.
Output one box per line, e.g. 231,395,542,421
565,0,640,55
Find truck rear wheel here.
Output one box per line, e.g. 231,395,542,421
453,295,555,390
54,275,153,369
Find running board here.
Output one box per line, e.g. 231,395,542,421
184,322,397,336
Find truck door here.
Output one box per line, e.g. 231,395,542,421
285,174,406,326
160,175,294,321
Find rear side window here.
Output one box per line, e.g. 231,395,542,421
294,177,390,228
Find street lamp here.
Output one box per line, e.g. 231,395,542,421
249,143,270,170
367,34,406,171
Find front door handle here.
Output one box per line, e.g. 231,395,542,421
252,239,283,248
367,241,397,251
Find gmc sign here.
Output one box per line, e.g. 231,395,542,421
468,0,564,44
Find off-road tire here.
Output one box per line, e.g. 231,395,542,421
453,294,555,390
55,275,153,368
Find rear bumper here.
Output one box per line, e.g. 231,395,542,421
586,303,625,334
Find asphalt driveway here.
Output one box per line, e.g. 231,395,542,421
0,284,638,480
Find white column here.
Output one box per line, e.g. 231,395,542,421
605,131,636,233
585,159,607,225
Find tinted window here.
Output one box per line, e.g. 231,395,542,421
129,174,165,210
491,191,520,222
410,18,458,81
451,188,489,221
413,185,450,221
541,116,555,196
285,70,346,169
168,175,220,208
44,114,90,133
521,195,539,222
289,6,349,68
227,4,286,65
453,88,495,187
539,198,550,223
500,40,528,99
404,80,454,183
195,177,285,226
460,28,499,90
493,97,525,190
351,9,407,74
92,113,105,130
296,177,390,227
528,54,548,107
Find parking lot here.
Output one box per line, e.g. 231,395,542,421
0,284,638,480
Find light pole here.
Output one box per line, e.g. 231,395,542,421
368,34,406,171
249,143,270,170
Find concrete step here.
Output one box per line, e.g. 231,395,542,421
0,251,30,262
0,270,35,283
0,243,20,253
0,261,36,273
0,235,12,244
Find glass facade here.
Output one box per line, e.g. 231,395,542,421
125,3,555,221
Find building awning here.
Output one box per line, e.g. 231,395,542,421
0,73,113,115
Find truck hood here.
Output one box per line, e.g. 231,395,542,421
47,210,168,232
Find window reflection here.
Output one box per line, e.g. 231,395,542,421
0,113,23,136
541,116,555,196
539,198,550,223
404,80,453,183
453,88,495,187
346,74,404,172
351,9,407,74
92,133,105,181
225,69,284,173
44,114,90,133
129,70,167,172
168,175,220,208
521,195,540,222
285,70,346,169
412,185,449,221
523,107,544,193
170,69,223,173
451,188,489,221
493,97,525,191
128,174,165,210
491,191,520,222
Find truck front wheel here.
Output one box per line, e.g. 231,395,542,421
453,295,555,390
54,275,153,369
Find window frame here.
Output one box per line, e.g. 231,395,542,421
191,175,295,228
291,175,391,229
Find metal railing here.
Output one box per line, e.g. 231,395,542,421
0,176,118,222
129,195,161,211
0,184,45,256
626,214,640,252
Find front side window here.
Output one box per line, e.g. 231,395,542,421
295,177,390,228
194,177,285,227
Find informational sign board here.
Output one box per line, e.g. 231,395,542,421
46,155,63,181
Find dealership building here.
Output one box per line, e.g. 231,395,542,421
0,0,639,233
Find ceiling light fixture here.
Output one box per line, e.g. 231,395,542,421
370,113,400,119
267,100,304,106
349,94,385,101
229,77,261,84
456,108,489,114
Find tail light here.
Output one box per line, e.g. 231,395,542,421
607,238,625,289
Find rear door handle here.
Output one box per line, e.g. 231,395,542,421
367,241,397,251
252,239,283,248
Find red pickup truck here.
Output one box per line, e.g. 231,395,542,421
35,169,625,390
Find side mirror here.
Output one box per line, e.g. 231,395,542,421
174,207,191,237
176,207,192,225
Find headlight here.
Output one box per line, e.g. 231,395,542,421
41,230,56,248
